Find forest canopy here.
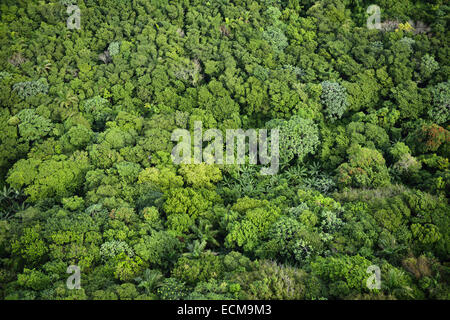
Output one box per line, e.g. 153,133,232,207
0,0,449,300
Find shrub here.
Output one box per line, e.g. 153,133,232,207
420,54,439,79
311,255,373,296
172,252,223,285
157,278,187,300
337,145,391,189
12,78,48,99
321,81,348,121
266,116,319,164
108,41,121,56
428,81,450,125
235,260,314,300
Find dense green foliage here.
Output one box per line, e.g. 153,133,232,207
0,0,449,300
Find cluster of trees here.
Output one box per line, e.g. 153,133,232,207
0,0,448,300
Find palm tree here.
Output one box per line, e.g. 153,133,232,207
135,269,164,295
182,239,207,259
191,219,219,247
54,90,79,121
0,186,28,220
35,59,52,76
55,90,79,109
